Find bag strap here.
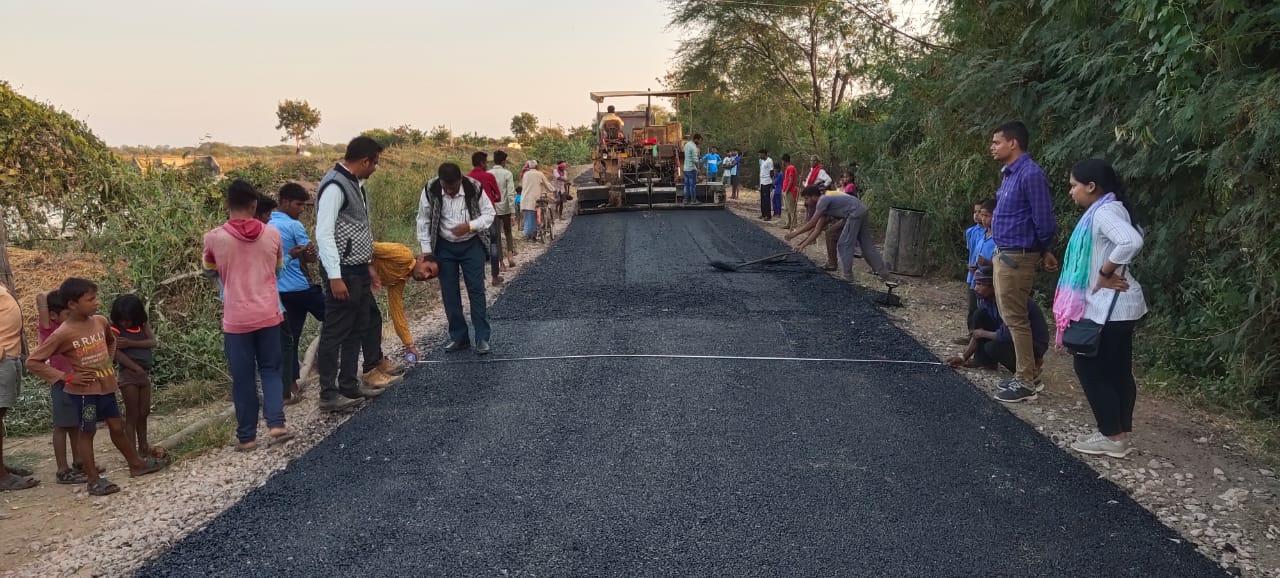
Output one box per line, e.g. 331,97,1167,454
1101,265,1126,324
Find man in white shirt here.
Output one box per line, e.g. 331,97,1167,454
314,136,386,411
416,163,497,355
488,150,518,265
757,149,775,221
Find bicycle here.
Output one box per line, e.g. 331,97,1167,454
536,198,556,243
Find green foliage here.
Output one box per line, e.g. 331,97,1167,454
510,112,539,145
524,125,594,166
275,99,322,151
0,81,133,240
817,0,1280,413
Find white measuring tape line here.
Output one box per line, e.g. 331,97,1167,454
414,354,942,366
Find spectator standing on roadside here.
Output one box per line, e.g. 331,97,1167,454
468,151,506,287
757,149,774,221
37,290,90,485
489,151,519,267
701,146,721,185
724,149,742,199
683,134,702,204
202,183,295,452
1058,159,1148,458
553,161,571,218
314,136,387,412
271,183,322,400
417,163,496,355
0,281,37,491
780,154,799,229
28,278,168,495
988,121,1059,404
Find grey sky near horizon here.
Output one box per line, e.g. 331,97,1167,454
2,0,936,147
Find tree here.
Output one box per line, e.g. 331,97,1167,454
510,112,539,144
667,0,894,151
428,125,453,146
275,100,322,154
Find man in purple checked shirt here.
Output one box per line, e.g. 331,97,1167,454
987,121,1059,404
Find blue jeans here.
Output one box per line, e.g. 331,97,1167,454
772,189,783,215
224,325,285,443
684,171,697,201
436,237,491,343
523,210,538,238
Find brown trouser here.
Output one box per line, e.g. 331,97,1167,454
783,194,799,229
496,214,516,252
993,250,1042,383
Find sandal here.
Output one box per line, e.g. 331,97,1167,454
235,441,258,453
820,264,837,271
4,464,33,477
56,468,89,485
0,474,39,491
268,428,295,445
283,394,301,406
129,457,169,478
87,478,119,496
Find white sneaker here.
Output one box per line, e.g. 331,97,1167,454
1075,431,1105,444
1071,434,1131,458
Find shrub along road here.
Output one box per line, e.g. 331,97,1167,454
137,211,1221,577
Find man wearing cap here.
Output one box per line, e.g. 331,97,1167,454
947,267,1049,376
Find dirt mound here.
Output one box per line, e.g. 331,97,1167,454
8,247,106,345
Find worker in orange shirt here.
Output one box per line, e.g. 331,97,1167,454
366,242,437,384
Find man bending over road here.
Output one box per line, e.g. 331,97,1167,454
787,186,894,286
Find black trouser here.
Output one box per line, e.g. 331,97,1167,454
317,266,380,401
360,292,383,374
280,285,325,381
1073,320,1139,436
489,221,503,278
279,315,297,386
970,308,1046,373
759,184,773,218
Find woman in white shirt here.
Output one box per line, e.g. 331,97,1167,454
1053,159,1148,458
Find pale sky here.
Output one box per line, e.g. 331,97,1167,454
1,0,936,147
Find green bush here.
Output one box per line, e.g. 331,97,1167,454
818,0,1280,414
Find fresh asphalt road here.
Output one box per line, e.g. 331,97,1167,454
138,211,1221,577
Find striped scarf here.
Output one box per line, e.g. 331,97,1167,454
1052,192,1115,344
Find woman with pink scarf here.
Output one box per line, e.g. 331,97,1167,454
1056,159,1147,459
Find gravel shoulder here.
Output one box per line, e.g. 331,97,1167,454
726,192,1280,577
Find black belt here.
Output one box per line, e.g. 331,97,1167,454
996,247,1037,254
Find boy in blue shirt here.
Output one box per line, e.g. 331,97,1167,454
270,184,323,400
701,147,721,183
771,164,784,218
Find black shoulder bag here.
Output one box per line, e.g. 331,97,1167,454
1062,267,1124,358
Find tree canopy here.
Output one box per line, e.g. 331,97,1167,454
275,100,322,153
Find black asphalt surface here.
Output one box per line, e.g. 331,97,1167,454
138,211,1221,577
